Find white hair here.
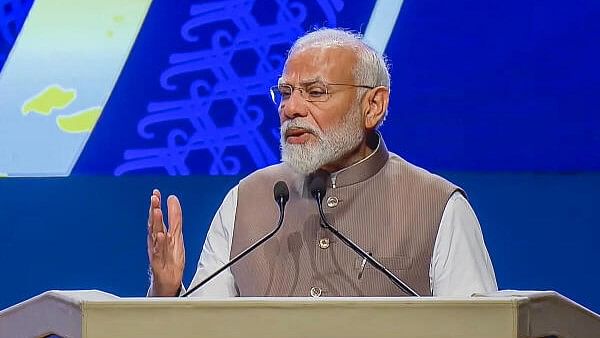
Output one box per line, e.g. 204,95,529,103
287,28,391,125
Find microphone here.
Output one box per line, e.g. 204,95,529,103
308,171,420,297
182,181,290,297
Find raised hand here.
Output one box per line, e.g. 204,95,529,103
147,189,185,296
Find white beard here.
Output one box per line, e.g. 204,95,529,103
280,107,364,175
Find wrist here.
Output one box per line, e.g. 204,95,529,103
150,280,181,297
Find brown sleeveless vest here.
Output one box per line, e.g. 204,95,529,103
230,136,461,297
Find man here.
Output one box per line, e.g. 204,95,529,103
147,28,497,298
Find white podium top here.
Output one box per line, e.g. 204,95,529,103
1,290,598,338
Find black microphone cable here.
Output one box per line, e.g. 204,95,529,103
181,181,290,297
308,171,420,297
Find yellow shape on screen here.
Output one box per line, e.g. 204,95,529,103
21,85,76,116
56,107,102,133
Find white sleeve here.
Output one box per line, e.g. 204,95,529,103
430,191,498,296
185,185,239,297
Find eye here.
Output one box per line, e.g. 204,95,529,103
278,85,292,98
306,85,326,98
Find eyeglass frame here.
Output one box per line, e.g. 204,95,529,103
269,81,376,105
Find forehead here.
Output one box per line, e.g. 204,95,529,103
280,47,357,84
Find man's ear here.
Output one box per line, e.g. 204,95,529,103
361,86,389,130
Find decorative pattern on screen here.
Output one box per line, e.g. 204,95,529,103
115,0,344,175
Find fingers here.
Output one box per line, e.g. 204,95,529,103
148,189,161,217
149,190,166,236
147,190,167,265
148,189,161,222
153,189,161,204
167,195,183,237
148,189,159,227
148,191,183,264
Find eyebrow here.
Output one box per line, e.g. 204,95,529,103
277,76,325,86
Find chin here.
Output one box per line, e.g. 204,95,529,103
281,147,335,176
283,160,320,176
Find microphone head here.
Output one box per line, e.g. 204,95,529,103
273,181,290,205
308,170,328,200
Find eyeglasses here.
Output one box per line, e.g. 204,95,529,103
269,81,375,105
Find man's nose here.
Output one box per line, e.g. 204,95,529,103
280,90,308,121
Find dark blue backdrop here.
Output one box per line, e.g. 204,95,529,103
2,173,599,312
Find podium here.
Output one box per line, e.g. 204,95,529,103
1,290,599,338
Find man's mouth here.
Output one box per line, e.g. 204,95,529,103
285,127,313,144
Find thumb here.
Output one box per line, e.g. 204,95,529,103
167,195,183,236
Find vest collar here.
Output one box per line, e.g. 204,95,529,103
297,133,389,195
328,132,388,188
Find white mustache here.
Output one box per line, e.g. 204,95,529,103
281,119,321,138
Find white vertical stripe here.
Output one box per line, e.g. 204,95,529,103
363,0,405,54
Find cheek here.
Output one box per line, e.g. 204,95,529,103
312,114,336,131
305,108,335,132
313,101,355,130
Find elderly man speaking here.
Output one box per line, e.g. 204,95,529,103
146,28,497,298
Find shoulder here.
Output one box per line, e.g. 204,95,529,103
238,163,303,196
385,152,464,196
240,163,294,185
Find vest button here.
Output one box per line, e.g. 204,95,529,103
326,196,339,208
310,287,322,298
318,238,330,249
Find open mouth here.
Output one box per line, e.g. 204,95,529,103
285,127,313,144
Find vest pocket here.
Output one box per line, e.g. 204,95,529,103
354,256,413,271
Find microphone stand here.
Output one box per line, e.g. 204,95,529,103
182,192,287,297
314,190,421,297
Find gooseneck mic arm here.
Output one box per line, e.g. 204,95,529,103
308,172,420,297
182,181,290,297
